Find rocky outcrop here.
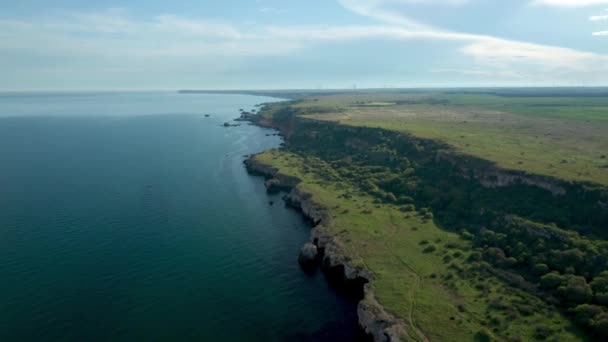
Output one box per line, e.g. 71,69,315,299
474,169,567,196
358,285,408,342
283,188,328,226
435,150,568,196
298,242,318,269
244,157,301,194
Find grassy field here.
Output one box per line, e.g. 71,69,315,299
291,92,608,186
255,149,582,341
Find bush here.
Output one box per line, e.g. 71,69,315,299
596,292,608,305
400,204,415,212
591,271,608,293
534,324,552,340
533,263,550,275
423,245,437,253
592,313,608,339
571,304,604,326
474,329,493,342
540,272,564,289
556,275,592,304
398,196,414,204
468,252,482,262
461,230,474,240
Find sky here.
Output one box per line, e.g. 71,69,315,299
1,0,608,90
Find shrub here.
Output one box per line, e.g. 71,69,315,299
533,263,550,275
571,304,604,326
557,276,592,304
461,230,474,240
534,324,552,340
474,329,493,342
400,204,415,212
468,252,482,262
596,292,608,305
398,196,414,204
540,272,564,289
423,245,437,253
592,313,608,339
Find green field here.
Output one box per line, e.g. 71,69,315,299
292,92,608,186
254,150,582,341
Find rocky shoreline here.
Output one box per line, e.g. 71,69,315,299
244,156,407,342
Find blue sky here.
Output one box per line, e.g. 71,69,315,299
1,0,608,90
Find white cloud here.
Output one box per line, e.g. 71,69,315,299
593,30,608,35
338,0,608,80
531,0,608,7
337,0,430,29
258,7,286,14
432,68,528,79
0,11,299,58
590,14,608,20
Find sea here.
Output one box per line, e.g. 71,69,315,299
0,92,357,341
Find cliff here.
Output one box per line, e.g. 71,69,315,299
244,156,408,341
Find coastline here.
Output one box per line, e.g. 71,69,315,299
244,156,406,341
234,94,607,341
238,97,410,341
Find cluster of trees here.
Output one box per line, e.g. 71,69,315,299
471,217,608,338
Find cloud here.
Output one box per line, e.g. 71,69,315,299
1,4,607,88
530,0,608,7
337,0,608,80
0,10,298,58
258,7,286,14
337,0,430,29
593,30,608,35
590,14,608,20
432,68,528,79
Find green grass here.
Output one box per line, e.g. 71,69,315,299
291,93,608,186
255,149,582,341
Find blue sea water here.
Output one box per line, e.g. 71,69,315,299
0,92,356,341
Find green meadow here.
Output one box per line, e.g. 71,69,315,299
255,150,583,341
293,92,608,186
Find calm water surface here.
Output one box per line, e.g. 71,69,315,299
0,92,356,341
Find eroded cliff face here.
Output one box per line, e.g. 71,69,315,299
244,155,408,342
358,285,408,342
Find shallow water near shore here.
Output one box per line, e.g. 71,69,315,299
0,92,357,341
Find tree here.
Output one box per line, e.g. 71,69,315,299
557,275,593,304
540,272,564,289
592,313,608,339
533,263,550,275
591,271,608,293
571,304,603,326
